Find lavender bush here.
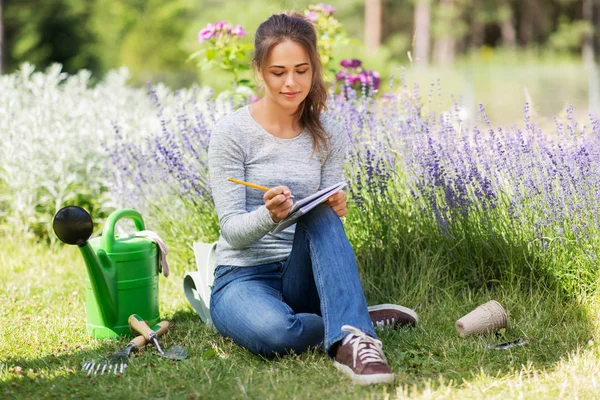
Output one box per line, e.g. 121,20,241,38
105,85,238,245
330,80,600,296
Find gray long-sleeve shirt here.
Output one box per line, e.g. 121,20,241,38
208,105,347,267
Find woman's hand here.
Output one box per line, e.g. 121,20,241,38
326,191,347,217
264,186,294,223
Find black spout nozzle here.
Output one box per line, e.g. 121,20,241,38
52,206,94,246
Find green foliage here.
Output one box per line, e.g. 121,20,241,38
4,0,101,76
116,0,199,87
3,0,599,90
548,17,594,53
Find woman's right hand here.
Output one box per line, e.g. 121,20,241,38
264,186,293,223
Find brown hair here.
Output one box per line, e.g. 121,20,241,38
253,12,330,156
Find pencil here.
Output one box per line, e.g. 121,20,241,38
227,177,294,198
227,177,270,192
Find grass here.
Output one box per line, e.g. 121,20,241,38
1,228,599,399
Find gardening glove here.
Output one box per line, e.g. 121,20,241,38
133,230,170,278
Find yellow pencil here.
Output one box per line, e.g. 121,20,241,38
227,177,294,198
227,177,270,192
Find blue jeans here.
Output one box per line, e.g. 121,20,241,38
209,204,377,357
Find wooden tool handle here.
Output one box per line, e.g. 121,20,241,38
130,320,171,349
128,314,158,340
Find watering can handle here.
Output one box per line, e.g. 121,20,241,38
101,209,146,253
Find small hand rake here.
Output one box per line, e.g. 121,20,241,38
82,320,171,375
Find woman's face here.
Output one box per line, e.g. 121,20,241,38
258,40,312,112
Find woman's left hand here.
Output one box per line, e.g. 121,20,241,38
326,191,347,217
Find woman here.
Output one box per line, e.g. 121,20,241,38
207,12,417,386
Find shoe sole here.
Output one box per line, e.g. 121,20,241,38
333,361,395,385
368,304,419,323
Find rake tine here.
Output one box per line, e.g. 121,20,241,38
83,361,95,374
94,362,102,375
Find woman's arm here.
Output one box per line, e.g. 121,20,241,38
208,123,277,248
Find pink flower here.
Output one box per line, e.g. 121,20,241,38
250,95,260,103
231,25,246,38
319,3,336,14
214,21,230,32
347,74,361,86
340,59,362,69
198,24,216,43
335,70,348,81
305,12,318,22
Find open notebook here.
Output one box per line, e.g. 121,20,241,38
271,181,347,234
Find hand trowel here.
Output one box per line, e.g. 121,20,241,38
128,314,188,360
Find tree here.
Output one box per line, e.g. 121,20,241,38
433,0,464,65
3,0,101,76
413,0,431,67
0,0,3,74
364,0,381,54
498,0,516,49
582,0,594,67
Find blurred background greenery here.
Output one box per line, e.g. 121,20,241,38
1,0,600,124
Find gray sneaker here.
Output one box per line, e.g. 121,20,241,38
368,304,418,330
333,325,395,385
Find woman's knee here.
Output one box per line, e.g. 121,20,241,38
297,204,343,233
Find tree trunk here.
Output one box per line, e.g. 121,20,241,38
364,0,382,55
519,0,535,46
582,0,594,68
470,0,484,49
433,0,456,65
499,0,516,49
0,0,3,74
413,0,431,67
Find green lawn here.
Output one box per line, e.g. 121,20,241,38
1,230,599,399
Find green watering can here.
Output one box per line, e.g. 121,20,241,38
52,206,160,339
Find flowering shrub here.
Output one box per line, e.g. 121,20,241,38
304,3,351,83
328,80,600,293
0,64,158,239
335,58,381,98
190,20,253,95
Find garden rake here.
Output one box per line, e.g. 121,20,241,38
82,320,171,375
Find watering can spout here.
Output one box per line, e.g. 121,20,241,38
79,244,119,327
